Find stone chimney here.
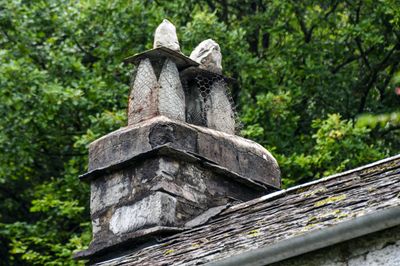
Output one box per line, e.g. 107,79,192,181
74,19,280,263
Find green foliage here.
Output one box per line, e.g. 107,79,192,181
357,112,400,129
280,114,385,187
0,0,399,264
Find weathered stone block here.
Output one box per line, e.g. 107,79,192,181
88,116,280,188
153,19,180,52
190,39,222,74
90,171,130,215
109,192,177,236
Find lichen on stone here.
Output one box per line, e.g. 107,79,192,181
302,186,328,198
314,194,347,207
164,249,175,256
247,229,260,237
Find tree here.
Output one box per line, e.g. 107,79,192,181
0,0,399,264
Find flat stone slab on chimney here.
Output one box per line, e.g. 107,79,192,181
124,47,199,70
86,116,281,189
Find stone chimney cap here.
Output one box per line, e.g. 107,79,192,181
123,47,198,70
153,19,181,52
190,39,223,74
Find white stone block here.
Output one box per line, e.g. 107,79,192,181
109,192,177,235
190,39,222,74
90,172,129,215
153,19,180,52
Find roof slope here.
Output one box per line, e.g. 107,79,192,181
95,155,400,266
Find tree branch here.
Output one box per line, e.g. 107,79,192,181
357,44,400,114
331,46,375,74
378,61,399,102
323,0,339,19
72,37,99,64
294,7,313,43
355,37,371,70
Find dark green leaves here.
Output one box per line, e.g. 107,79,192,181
0,0,399,264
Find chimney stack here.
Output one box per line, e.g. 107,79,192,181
75,20,280,262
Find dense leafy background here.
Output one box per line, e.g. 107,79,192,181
1,0,399,264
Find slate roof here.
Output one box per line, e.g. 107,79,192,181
94,155,400,265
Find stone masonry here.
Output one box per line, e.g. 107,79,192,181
74,20,281,262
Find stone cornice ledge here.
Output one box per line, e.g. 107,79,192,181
86,116,281,189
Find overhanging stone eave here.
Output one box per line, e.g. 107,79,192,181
87,116,281,188
123,47,199,70
80,144,279,192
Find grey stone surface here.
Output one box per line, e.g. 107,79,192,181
153,19,180,52
205,80,235,134
85,153,266,256
82,114,280,255
88,116,280,188
90,171,130,215
128,58,158,125
190,39,222,74
92,218,101,236
158,59,185,121
349,241,400,266
124,47,199,72
185,205,228,228
272,226,400,266
89,155,265,217
109,192,177,236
